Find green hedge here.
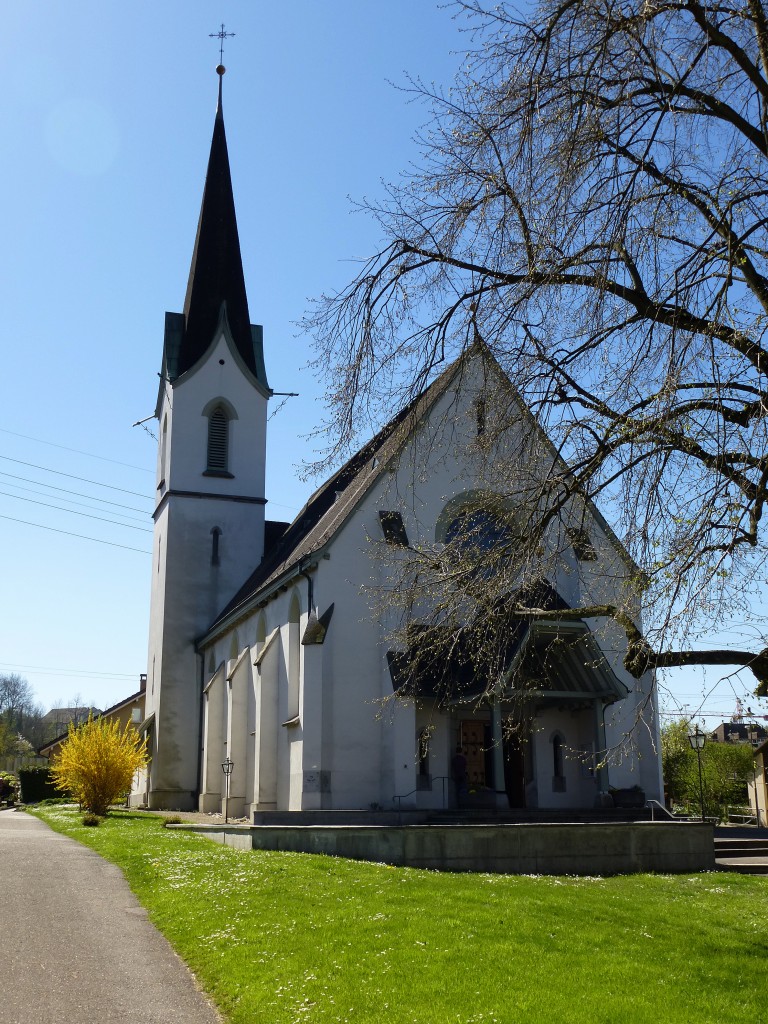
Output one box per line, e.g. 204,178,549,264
18,765,67,803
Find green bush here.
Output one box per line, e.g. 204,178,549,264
81,812,101,827
0,771,18,802
163,814,183,826
18,765,67,803
51,716,147,817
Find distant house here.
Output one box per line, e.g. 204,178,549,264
709,721,768,747
39,686,144,762
40,706,101,745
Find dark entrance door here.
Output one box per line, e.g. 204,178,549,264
460,720,487,787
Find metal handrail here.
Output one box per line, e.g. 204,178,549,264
646,799,710,822
393,776,452,813
727,810,757,826
646,798,679,821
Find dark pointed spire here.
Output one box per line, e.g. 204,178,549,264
176,65,256,378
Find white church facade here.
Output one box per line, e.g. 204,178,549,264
133,72,662,816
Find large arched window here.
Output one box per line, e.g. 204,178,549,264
444,508,510,552
434,492,529,592
436,491,521,546
438,494,521,584
202,398,238,477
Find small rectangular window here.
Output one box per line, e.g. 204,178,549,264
567,527,596,561
475,399,486,437
379,510,409,546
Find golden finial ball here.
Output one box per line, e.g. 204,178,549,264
216,64,226,76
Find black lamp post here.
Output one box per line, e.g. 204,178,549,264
221,757,234,824
688,725,706,822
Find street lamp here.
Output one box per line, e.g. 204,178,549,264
688,725,706,822
221,757,234,824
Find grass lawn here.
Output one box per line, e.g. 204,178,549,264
32,807,767,1023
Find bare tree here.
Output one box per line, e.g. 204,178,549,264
307,0,768,695
0,673,33,714
0,674,45,760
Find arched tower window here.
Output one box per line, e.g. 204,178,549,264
202,398,238,478
207,407,229,473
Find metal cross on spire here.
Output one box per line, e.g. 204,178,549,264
209,23,235,63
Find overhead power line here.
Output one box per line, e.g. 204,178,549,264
0,426,153,473
0,490,152,532
0,469,151,516
0,455,153,500
660,709,768,719
0,513,152,554
0,477,150,523
0,661,139,680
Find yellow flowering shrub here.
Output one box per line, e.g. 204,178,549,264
51,715,148,816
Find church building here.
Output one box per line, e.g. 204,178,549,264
133,71,662,816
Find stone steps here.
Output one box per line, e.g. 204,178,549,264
425,808,652,826
714,834,768,874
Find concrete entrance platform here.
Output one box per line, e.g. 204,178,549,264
174,818,716,875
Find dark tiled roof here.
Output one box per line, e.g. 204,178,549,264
264,519,290,552
204,357,466,639
387,582,571,702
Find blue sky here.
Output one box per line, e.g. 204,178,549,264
0,1,765,729
0,1,475,713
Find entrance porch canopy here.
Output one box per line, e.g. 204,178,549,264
387,591,629,709
504,619,629,706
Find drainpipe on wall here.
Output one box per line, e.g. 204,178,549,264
195,650,205,806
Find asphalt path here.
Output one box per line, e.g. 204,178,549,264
0,808,222,1023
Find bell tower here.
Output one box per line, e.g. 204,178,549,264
142,67,270,809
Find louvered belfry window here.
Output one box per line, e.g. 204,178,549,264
207,407,229,472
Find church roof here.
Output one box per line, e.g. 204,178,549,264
202,356,467,642
166,71,261,383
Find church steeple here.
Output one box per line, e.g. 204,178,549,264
176,66,256,380
142,62,270,811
